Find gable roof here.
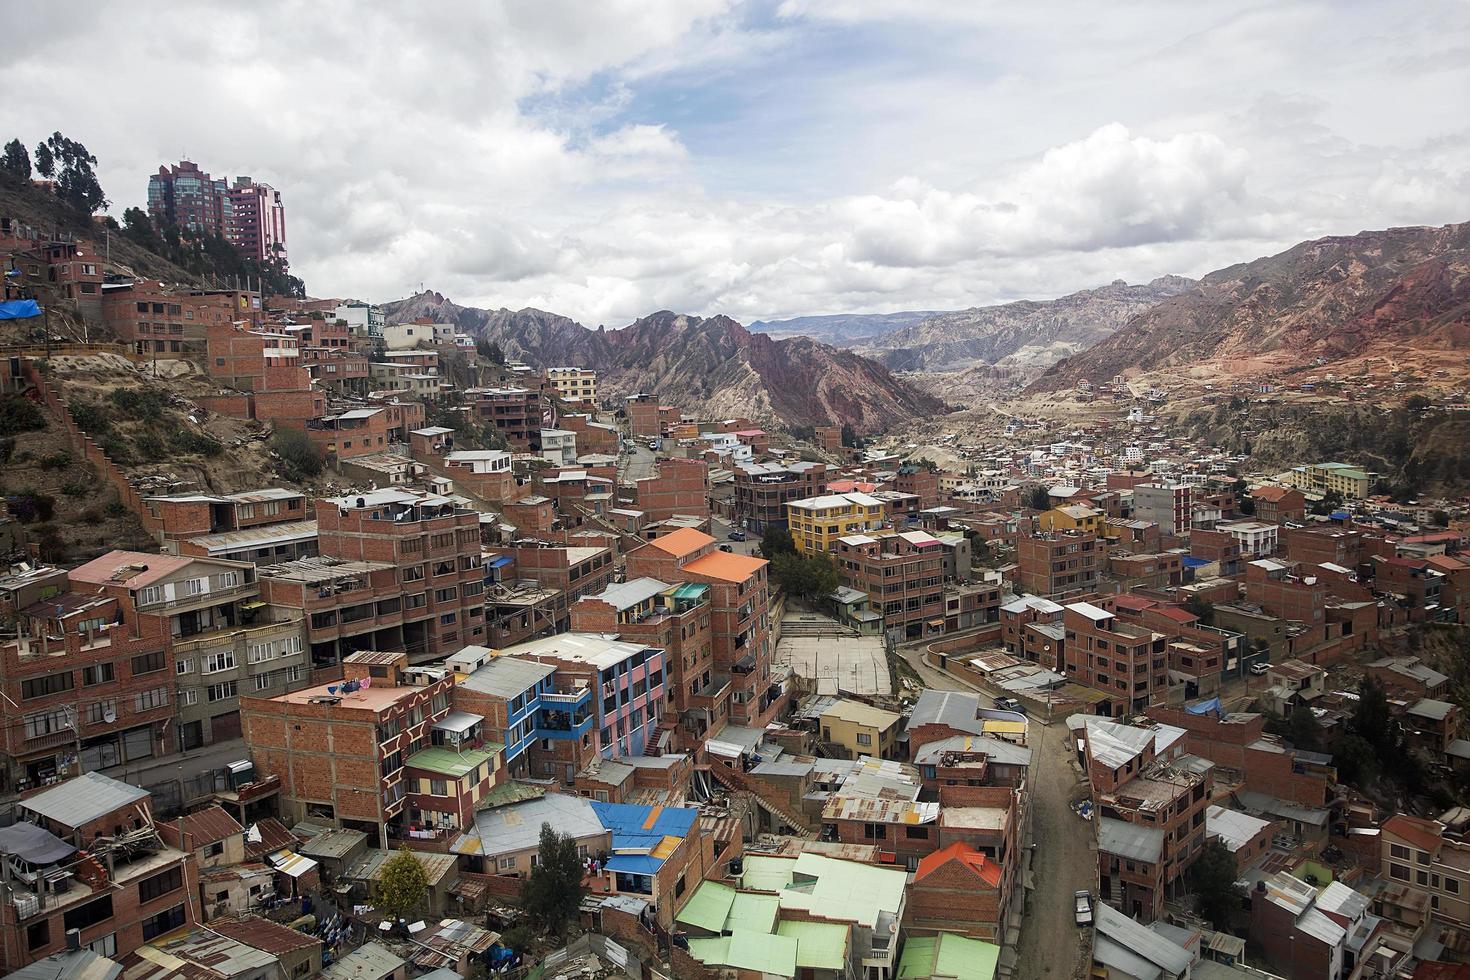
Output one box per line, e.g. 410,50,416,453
1383,814,1443,854
21,772,150,828
68,551,194,589
683,550,767,583
175,805,244,847
915,841,1002,887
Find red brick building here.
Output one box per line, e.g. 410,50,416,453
1016,531,1100,600
1252,486,1307,523
732,460,831,533
1063,601,1168,715
102,279,262,357
906,841,1008,941
621,456,709,523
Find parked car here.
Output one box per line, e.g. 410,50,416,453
1074,890,1094,927
995,697,1025,714
727,530,747,542
1249,662,1270,676
718,544,734,553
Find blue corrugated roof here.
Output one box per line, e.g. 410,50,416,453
590,801,698,838
487,555,514,568
1181,556,1210,569
605,854,663,876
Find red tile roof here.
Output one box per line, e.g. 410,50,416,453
1252,486,1300,503
1112,594,1157,613
244,817,296,860
914,841,1002,887
1151,605,1199,625
1383,814,1443,854
175,804,244,846
211,914,323,954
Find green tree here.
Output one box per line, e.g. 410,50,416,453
1432,510,1450,528
1,140,30,181
1188,840,1239,930
1285,703,1321,752
1352,675,1395,756
759,525,796,559
1331,733,1377,786
771,551,839,602
475,338,505,364
1027,485,1051,511
1237,493,1256,517
33,140,54,179
521,823,586,937
374,848,429,922
42,132,106,215
1183,595,1214,626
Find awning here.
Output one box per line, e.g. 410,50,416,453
706,740,744,759
432,711,484,734
487,555,514,569
272,851,319,878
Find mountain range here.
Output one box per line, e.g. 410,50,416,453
857,276,1196,372
381,293,948,433
747,310,944,345
1030,221,1470,391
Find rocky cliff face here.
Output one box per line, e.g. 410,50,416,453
860,276,1194,371
747,310,944,345
1030,222,1470,391
381,293,946,433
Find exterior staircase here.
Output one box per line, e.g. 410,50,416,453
703,762,811,837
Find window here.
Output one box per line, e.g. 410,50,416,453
904,826,929,839
255,673,276,691
1390,863,1411,882
1418,850,1432,866
207,682,237,702
281,636,303,657
1419,870,1430,886
1448,877,1461,895
85,700,116,725
218,571,240,587
132,650,166,675
141,905,186,941
204,650,236,674
286,665,304,683
139,585,163,604
249,642,274,664
862,822,887,840
183,577,207,597
138,867,182,903
856,732,872,746
175,658,193,676
64,895,114,931
180,690,198,706
83,663,116,686
22,672,74,699
26,920,49,951
135,686,170,711
499,856,516,870
205,842,225,858
430,779,448,796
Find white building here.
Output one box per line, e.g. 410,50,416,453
540,429,577,466
1217,520,1279,558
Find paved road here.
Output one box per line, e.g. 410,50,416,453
709,514,760,556
894,643,1093,980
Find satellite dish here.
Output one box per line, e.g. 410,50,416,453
102,707,116,724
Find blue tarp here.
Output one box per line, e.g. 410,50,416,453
1181,556,1211,569
1186,697,1222,716
487,555,514,568
604,854,662,876
0,299,41,320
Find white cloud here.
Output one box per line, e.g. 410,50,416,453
6,1,1469,326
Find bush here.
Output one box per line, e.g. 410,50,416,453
99,434,133,464
172,429,223,457
38,451,72,471
110,387,170,418
272,428,323,479
8,491,56,523
61,478,92,498
134,431,168,461
70,401,113,434
105,498,128,518
0,395,45,437
0,437,12,463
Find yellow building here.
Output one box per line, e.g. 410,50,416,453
819,698,903,759
1286,462,1371,500
786,492,886,555
544,366,598,405
1037,503,1103,535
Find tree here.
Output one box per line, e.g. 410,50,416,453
271,427,323,479
33,140,54,179
1285,703,1321,752
1188,840,1240,930
1,140,30,181
374,848,429,922
521,824,585,937
475,338,505,364
1331,733,1377,786
759,526,796,559
1027,485,1052,511
1183,595,1214,626
41,132,107,215
1352,675,1395,756
1432,510,1450,528
771,551,839,602
1237,493,1256,516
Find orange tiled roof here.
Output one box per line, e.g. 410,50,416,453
647,527,715,559
683,550,767,583
1383,813,1442,854
915,841,1002,887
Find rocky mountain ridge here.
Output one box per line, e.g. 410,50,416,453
381,292,947,433
747,310,945,345
859,276,1195,372
1030,221,1470,391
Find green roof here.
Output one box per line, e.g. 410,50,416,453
777,920,849,970
727,892,779,933
741,854,796,892
671,583,709,600
898,934,1001,980
728,931,798,977
476,779,545,811
675,881,736,933
778,853,908,929
685,936,730,965
406,746,501,779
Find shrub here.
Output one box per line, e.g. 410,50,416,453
110,387,170,418
105,498,128,518
0,395,45,437
38,451,72,471
134,431,168,461
8,491,56,523
272,428,323,479
172,430,223,457
61,478,92,497
70,401,113,434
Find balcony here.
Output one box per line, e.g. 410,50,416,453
141,580,258,616
689,674,732,710
540,687,592,707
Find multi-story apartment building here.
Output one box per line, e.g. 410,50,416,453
1251,486,1307,523
1216,519,1280,558
450,651,564,777
0,772,200,973
333,302,385,344
624,528,778,728
544,367,597,405
101,279,262,358
241,651,458,846
833,530,994,640
228,177,288,267
148,160,233,237
1380,814,1470,925
1082,718,1212,922
1015,530,1100,600
492,634,667,781
571,578,722,750
1133,483,1193,535
147,487,310,551
619,456,709,524
472,387,542,449
1062,601,1169,715
732,460,831,534
787,492,886,555
1286,461,1372,500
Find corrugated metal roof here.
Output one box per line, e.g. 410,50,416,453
457,794,605,858
458,655,555,697
21,772,149,828
1097,816,1165,863
910,689,985,735
1094,903,1192,977
320,941,407,980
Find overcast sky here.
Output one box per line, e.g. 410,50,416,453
13,1,1470,325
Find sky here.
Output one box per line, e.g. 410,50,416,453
10,1,1470,326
